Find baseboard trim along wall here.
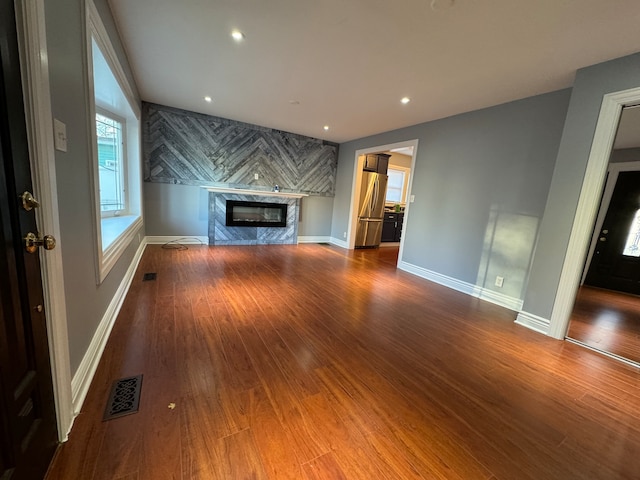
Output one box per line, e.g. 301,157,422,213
298,236,331,243
329,237,349,249
515,311,551,335
71,238,147,415
145,236,209,245
397,260,524,312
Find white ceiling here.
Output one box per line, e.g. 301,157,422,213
108,0,640,144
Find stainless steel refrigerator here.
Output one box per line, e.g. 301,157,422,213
355,171,388,248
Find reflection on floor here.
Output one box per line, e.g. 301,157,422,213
353,245,399,267
567,286,640,365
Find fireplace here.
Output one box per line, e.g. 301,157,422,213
225,200,288,227
207,191,302,245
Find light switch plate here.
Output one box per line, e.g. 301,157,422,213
410,194,415,203
53,118,67,152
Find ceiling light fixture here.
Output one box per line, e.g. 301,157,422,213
231,30,245,41
430,0,454,11
204,96,212,102
401,97,411,104
323,125,330,131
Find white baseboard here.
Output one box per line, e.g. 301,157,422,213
329,237,349,249
71,240,147,414
397,260,524,312
515,311,551,335
145,235,208,245
297,235,331,243
479,287,525,312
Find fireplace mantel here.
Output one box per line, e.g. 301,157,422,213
203,186,308,199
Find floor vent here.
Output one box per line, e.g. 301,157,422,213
103,375,143,421
142,272,157,281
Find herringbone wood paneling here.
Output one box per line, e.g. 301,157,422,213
143,103,337,196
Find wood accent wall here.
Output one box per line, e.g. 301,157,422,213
142,102,338,196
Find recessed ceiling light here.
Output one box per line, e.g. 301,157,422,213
401,97,411,104
204,96,212,103
231,30,245,41
430,0,454,11
323,125,330,131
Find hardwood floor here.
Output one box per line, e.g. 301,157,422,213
568,285,640,365
46,244,640,479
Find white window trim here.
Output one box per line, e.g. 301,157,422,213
86,0,142,284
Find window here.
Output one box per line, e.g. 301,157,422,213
385,166,410,205
87,1,142,283
96,112,125,214
623,209,640,257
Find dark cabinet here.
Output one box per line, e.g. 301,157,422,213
381,212,403,242
363,153,390,174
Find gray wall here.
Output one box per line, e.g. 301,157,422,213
45,0,143,375
610,147,640,164
144,183,208,237
332,89,571,301
523,53,640,320
298,196,334,237
144,183,333,238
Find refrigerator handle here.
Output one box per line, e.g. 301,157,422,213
372,176,378,211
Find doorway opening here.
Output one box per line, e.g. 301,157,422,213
347,139,418,267
548,87,640,341
566,105,640,365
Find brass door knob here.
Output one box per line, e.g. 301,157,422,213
24,232,56,254
20,191,40,211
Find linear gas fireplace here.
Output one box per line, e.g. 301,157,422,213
226,200,288,227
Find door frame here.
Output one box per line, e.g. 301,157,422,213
347,139,418,262
549,86,640,339
14,0,72,440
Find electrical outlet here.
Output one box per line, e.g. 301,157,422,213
495,276,504,288
254,173,259,180
343,231,347,238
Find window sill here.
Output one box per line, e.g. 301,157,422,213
97,214,142,283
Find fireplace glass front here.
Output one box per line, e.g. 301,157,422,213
225,200,288,227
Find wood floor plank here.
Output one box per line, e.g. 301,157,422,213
247,386,306,479
90,415,142,480
302,453,348,480
212,428,268,479
138,379,182,480
46,245,640,480
568,286,640,364
236,323,327,463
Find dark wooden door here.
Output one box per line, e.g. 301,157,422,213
585,171,640,295
0,0,58,478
